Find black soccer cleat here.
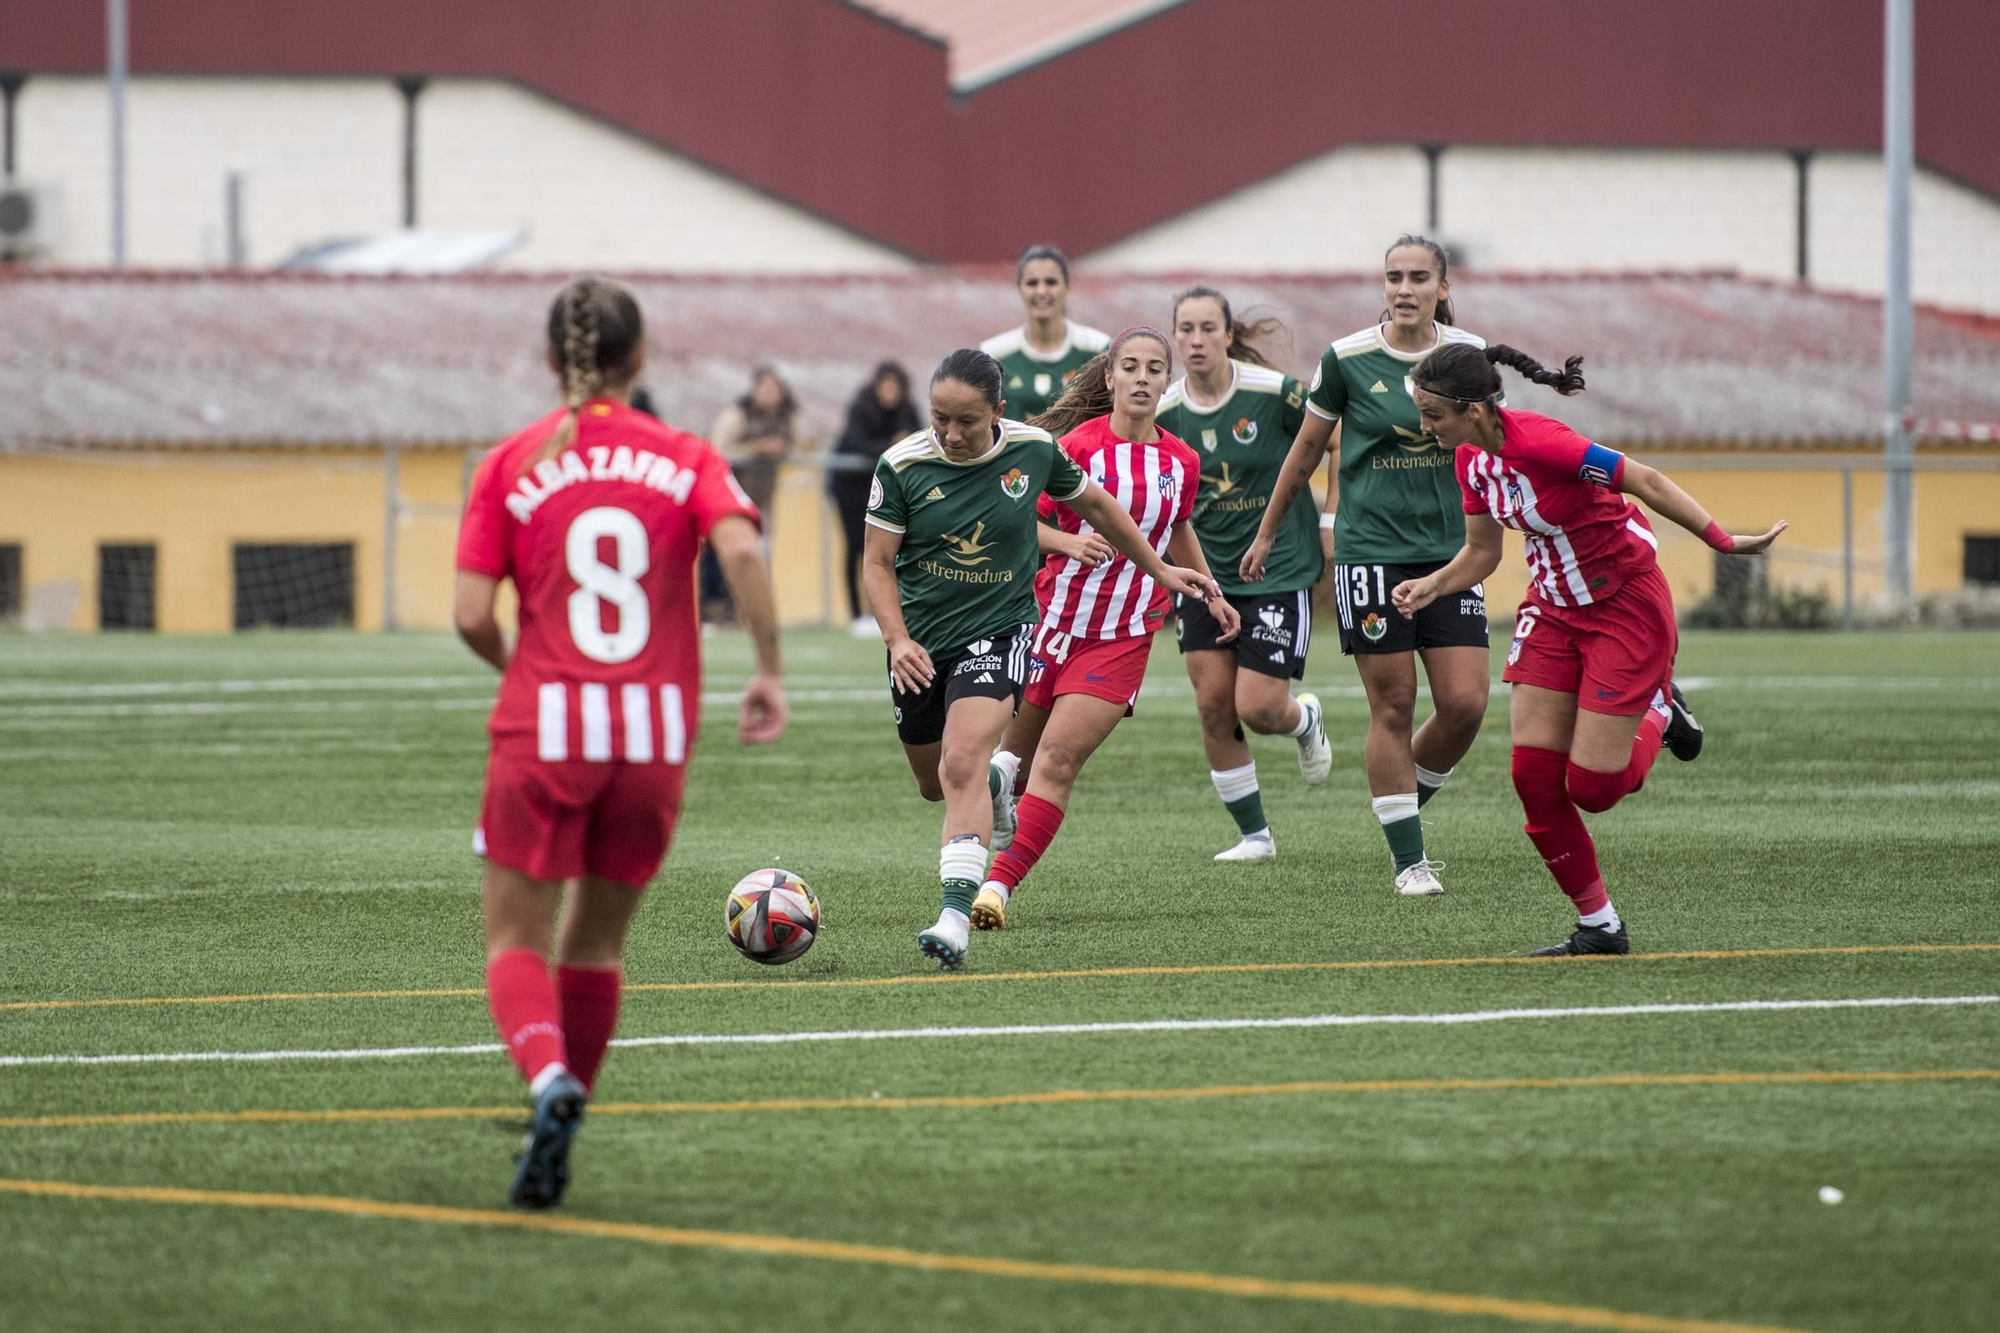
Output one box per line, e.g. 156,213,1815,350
1662,682,1704,761
509,1071,587,1210
1530,922,1631,957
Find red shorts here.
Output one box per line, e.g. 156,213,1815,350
1022,623,1155,714
1502,566,1678,716
476,751,686,887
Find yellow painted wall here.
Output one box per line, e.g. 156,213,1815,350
3,448,1994,633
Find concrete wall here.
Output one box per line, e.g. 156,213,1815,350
4,447,1993,635
9,75,913,273
1090,145,2000,316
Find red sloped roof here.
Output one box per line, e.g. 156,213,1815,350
859,0,1180,89
4,270,1997,450
2,0,1995,263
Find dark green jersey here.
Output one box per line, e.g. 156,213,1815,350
1306,322,1489,565
866,419,1088,654
1156,360,1320,596
980,322,1112,424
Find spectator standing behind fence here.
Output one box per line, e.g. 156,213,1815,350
704,367,811,626
831,362,920,637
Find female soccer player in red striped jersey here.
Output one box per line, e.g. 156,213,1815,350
976,328,1241,928
1391,342,1784,956
454,276,788,1208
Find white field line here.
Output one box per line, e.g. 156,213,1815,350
3,994,1991,1071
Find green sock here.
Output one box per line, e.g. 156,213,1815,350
1210,763,1269,838
987,762,1004,800
1373,794,1425,871
939,836,985,916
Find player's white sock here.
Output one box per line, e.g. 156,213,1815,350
980,880,1012,904
992,750,1022,795
528,1062,571,1097
1415,763,1453,799
1579,902,1622,930
1285,698,1315,738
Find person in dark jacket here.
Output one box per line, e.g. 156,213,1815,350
831,361,919,634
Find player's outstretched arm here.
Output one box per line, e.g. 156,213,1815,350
709,514,788,745
1068,481,1218,604
1241,412,1335,583
1620,461,1788,555
453,572,508,672
1040,518,1113,568
1391,515,1506,617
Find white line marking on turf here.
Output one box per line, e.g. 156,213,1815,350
4,994,1991,1070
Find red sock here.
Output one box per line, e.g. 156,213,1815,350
486,948,566,1085
988,793,1066,892
1568,709,1667,813
1511,747,1608,915
557,965,621,1093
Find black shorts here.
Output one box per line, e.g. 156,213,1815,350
1333,561,1490,655
889,624,1033,746
1174,589,1313,681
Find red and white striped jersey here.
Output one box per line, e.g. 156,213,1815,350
1034,415,1198,640
1455,408,1659,609
456,398,759,763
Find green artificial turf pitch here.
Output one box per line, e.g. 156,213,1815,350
1,629,1995,1332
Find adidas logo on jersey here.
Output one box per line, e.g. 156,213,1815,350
974,672,995,684
924,486,946,501
1369,380,1390,394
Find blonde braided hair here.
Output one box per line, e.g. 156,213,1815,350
532,275,640,466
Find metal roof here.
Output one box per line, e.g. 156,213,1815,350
3,270,1997,450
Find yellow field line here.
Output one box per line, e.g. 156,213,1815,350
0,1176,1812,1332
5,1068,1992,1132
6,942,1996,1013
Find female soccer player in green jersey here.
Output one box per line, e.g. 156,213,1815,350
1157,286,1334,862
980,245,1113,425
863,347,1220,970
1242,236,1492,897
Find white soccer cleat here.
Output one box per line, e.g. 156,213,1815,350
1394,859,1446,897
918,911,971,970
1294,693,1332,786
990,774,1017,852
1214,833,1276,862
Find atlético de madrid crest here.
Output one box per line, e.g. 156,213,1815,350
1231,417,1258,445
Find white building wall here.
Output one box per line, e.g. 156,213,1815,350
1089,146,1429,272
1436,147,1798,279
1808,152,2000,317
8,75,914,274
413,81,911,273
1088,144,2000,316
14,75,403,268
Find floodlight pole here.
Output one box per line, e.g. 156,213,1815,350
1883,0,1915,604
107,0,127,268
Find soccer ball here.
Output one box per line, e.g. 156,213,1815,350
725,869,819,965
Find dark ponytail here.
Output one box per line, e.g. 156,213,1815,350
1380,233,1457,327
1170,284,1291,370
931,348,1006,411
1412,342,1587,405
